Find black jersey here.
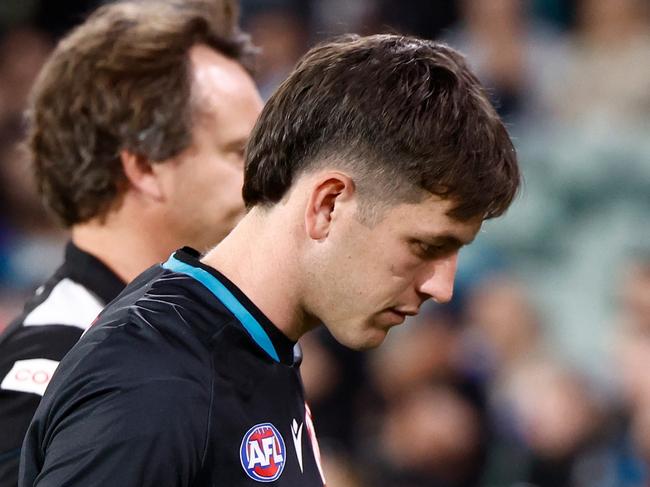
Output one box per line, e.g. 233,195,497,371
0,243,124,487
19,247,326,487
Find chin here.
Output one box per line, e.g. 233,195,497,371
336,328,388,351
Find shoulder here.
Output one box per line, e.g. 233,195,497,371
31,305,217,465
0,272,98,398
42,267,223,408
0,271,98,467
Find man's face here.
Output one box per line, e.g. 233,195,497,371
306,194,482,350
158,45,263,252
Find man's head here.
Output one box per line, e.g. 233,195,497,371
242,35,519,349
28,0,263,252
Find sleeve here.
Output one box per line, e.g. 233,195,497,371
0,325,83,487
23,370,210,487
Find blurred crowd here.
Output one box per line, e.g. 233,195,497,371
1,0,650,485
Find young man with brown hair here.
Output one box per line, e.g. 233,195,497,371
20,34,519,486
0,1,262,485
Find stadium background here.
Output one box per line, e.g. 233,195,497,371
0,0,649,485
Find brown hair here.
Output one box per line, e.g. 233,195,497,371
28,0,256,226
243,34,519,222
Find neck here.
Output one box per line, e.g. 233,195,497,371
71,213,172,284
202,207,313,341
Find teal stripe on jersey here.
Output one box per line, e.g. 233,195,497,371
162,255,280,362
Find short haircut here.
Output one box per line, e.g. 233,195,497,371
243,34,520,222
28,0,256,226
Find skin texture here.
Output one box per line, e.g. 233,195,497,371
205,170,482,350
72,45,263,282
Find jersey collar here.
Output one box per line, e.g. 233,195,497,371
163,247,296,365
62,241,126,305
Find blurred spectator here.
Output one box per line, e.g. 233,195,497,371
461,275,606,486
0,27,60,331
244,5,309,98
610,258,650,485
553,0,650,128
0,37,64,328
312,0,374,37
445,0,569,126
362,307,488,487
0,27,52,126
0,120,64,296
300,328,369,472
373,0,458,39
465,0,650,387
486,359,616,487
463,275,542,378
377,384,483,487
319,452,365,487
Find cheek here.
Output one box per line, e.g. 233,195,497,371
346,262,410,309
343,242,417,301
227,167,245,200
218,160,243,188
200,162,244,207
386,248,421,283
375,257,423,305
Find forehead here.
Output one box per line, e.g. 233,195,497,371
188,44,262,139
378,194,483,244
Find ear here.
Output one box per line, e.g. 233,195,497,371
304,172,356,240
120,150,164,201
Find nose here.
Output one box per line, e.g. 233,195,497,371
415,253,459,304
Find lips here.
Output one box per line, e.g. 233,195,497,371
378,307,419,327
392,307,418,317
383,310,405,325
382,308,414,325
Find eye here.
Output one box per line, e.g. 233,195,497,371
410,239,460,260
410,240,442,259
228,146,246,166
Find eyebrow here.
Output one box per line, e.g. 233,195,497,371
424,234,472,249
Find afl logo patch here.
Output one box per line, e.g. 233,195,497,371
240,422,286,482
